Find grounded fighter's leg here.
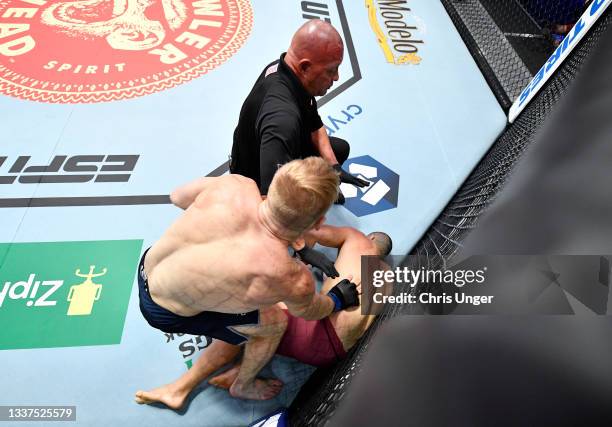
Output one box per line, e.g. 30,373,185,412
209,363,241,389
135,339,241,409
227,305,288,400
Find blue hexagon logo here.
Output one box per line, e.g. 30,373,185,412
340,155,400,217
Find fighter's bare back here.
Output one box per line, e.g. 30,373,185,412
143,175,305,317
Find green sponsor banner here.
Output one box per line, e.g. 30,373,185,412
0,240,143,350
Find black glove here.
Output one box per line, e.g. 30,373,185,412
297,246,339,278
333,164,370,188
327,279,359,312
335,190,345,205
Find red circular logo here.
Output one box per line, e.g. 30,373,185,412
0,0,253,103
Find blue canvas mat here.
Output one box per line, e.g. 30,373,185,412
0,0,506,425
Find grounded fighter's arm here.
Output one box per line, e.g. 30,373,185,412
303,224,360,249
310,126,339,165
297,226,373,279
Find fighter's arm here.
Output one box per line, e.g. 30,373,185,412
170,175,245,209
282,262,335,321
310,126,339,165
169,177,216,209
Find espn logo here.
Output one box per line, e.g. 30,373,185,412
0,155,139,184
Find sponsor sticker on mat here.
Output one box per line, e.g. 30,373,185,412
0,0,253,103
0,239,142,349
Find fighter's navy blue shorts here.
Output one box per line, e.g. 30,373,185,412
137,249,259,345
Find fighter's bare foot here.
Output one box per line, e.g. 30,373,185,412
134,384,189,410
208,365,240,389
229,378,283,400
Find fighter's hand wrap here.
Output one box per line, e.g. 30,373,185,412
333,164,370,188
327,279,359,312
297,246,339,278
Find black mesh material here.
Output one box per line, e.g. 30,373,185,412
442,0,591,110
288,6,611,426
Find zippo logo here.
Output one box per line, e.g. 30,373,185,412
0,240,142,350
340,155,399,217
0,154,139,184
0,0,253,103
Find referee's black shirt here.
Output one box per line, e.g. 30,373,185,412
230,53,324,195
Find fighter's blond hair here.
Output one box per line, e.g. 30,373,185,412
267,157,339,235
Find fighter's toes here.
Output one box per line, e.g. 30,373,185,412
209,365,241,389
262,380,283,399
266,379,283,389
133,387,186,410
135,391,151,404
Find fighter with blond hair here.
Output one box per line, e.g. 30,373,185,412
135,157,361,403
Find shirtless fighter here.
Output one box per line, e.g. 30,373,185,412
207,225,393,387
138,224,392,406
134,157,360,403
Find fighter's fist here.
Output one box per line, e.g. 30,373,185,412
328,279,359,312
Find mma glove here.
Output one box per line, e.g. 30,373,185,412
333,164,370,188
297,246,339,278
327,279,359,312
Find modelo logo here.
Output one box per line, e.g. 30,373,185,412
0,0,253,103
0,154,139,184
366,0,424,65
